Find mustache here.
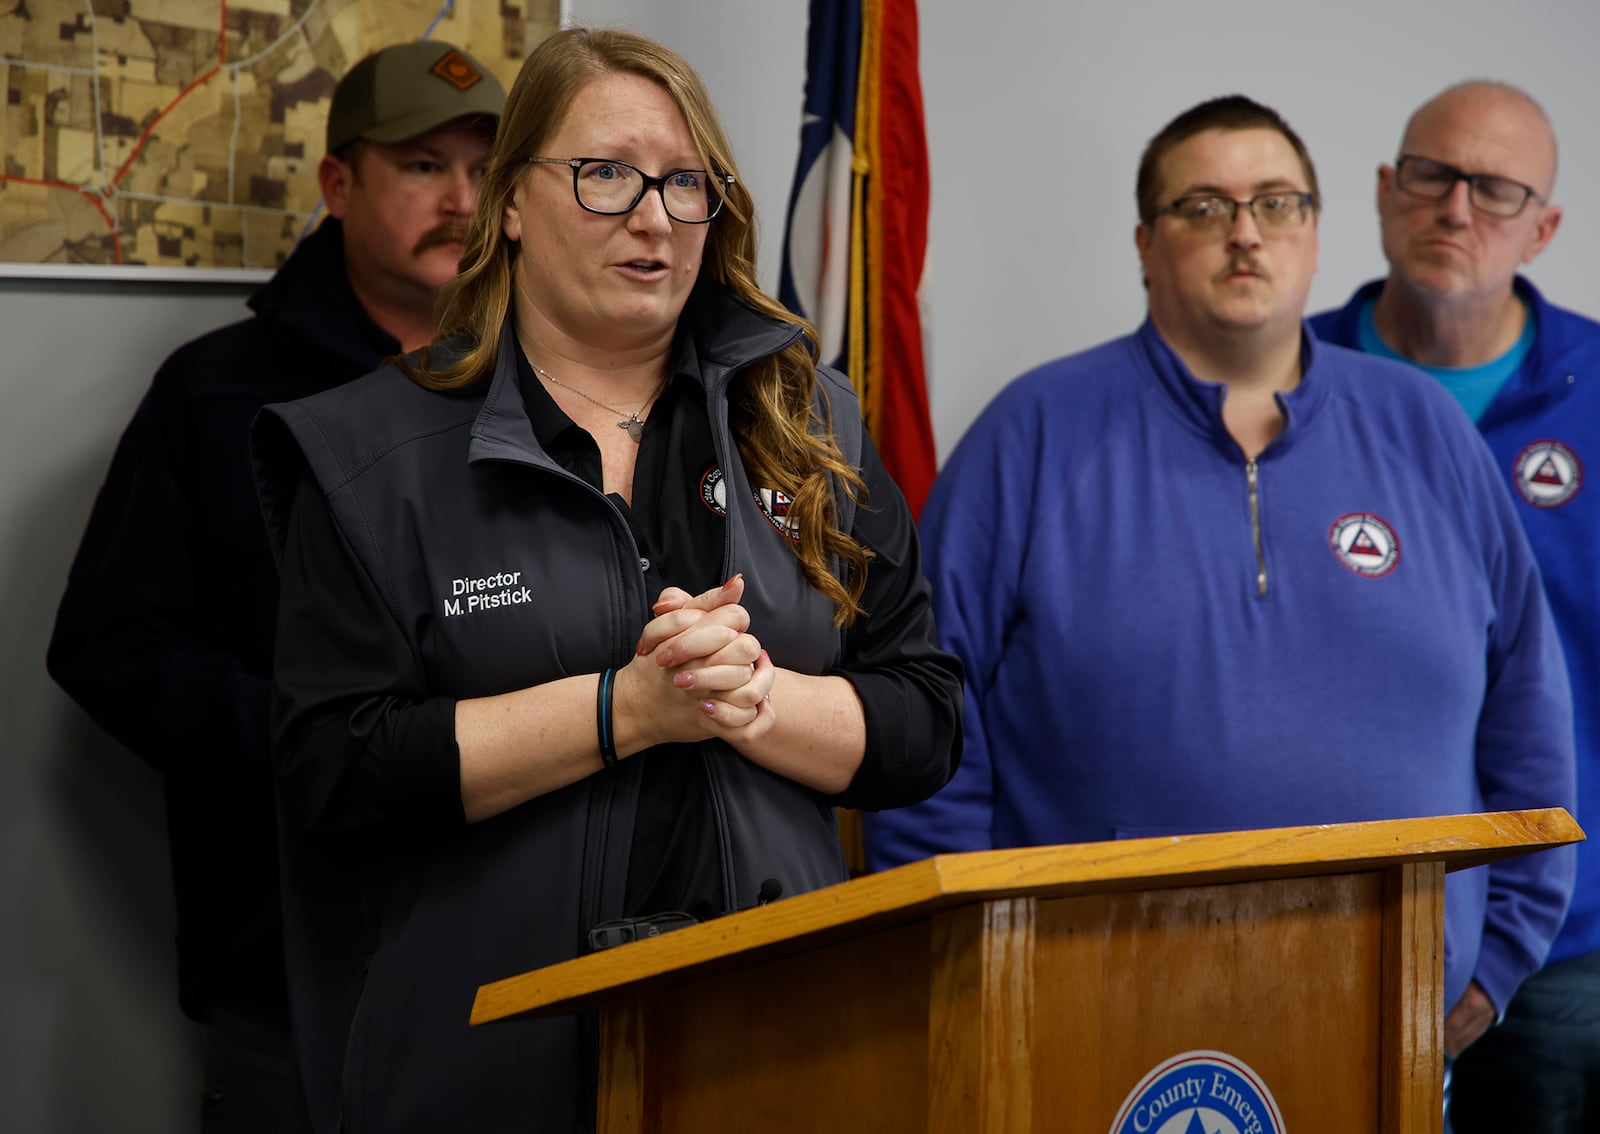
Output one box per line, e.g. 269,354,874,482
413,222,470,254
1219,256,1267,280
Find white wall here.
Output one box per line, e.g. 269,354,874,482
8,2,1600,1128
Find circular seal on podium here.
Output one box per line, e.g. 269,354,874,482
1109,1050,1285,1134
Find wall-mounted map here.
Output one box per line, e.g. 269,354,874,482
0,0,557,273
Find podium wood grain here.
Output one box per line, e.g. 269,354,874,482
473,809,1579,1133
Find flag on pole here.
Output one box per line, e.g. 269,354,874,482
780,0,937,518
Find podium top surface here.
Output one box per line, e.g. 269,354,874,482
471,807,1581,1025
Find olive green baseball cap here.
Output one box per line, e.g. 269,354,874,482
326,40,506,154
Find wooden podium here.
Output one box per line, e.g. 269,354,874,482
472,809,1580,1133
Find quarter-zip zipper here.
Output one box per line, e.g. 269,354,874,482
1246,457,1268,597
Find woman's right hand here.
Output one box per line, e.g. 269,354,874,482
611,575,775,754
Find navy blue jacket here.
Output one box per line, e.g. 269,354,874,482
1314,277,1600,970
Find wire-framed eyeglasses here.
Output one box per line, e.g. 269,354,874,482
1150,191,1318,232
1394,155,1541,218
528,157,735,224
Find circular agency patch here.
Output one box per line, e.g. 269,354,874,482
697,465,801,540
698,464,728,516
1328,512,1400,578
1514,440,1582,508
1109,1050,1285,1134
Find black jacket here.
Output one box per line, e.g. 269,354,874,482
47,219,396,1024
251,284,962,1132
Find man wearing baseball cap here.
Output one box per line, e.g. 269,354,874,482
319,41,504,351
47,41,503,1134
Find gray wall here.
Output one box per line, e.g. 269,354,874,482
1,281,255,1131
7,1,1599,1128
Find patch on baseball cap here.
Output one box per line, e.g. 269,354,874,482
326,40,505,154
430,49,485,92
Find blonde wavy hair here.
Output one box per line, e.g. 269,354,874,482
407,27,871,627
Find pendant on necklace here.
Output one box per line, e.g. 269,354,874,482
620,415,645,444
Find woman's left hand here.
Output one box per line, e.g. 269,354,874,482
628,575,776,738
637,575,865,794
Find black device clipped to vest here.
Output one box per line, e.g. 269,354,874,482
586,911,699,952
585,879,785,952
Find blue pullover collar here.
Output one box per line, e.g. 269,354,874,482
1134,317,1329,458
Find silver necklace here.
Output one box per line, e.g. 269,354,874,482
529,359,666,444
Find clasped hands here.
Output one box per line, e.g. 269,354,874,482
611,574,775,754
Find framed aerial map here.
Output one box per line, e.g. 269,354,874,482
0,0,559,277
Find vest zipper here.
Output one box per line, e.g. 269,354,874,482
514,465,643,940
700,748,738,913
705,373,739,911
577,769,616,948
1246,457,1268,597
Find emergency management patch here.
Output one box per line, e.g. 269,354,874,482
1514,439,1582,508
696,464,801,541
1109,1050,1285,1134
1329,512,1400,578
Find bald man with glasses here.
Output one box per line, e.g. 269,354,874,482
866,97,1576,1114
1312,80,1600,1133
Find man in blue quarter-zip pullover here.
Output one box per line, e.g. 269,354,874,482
865,94,1576,1082
1311,81,1600,1134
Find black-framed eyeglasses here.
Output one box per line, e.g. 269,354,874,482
1150,191,1318,232
528,157,734,223
1394,155,1541,218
